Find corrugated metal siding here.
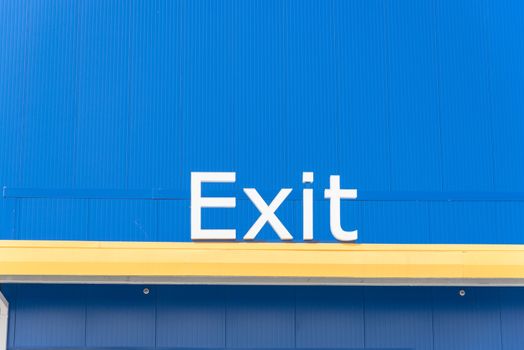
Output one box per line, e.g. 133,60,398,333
0,0,523,243
488,1,524,192
3,284,524,350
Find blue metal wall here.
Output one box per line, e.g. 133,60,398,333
2,284,524,350
2,0,524,244
2,1,524,348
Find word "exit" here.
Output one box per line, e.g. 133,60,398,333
191,172,358,242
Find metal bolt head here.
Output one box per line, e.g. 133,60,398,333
143,288,150,295
459,289,466,297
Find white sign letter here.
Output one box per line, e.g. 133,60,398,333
243,188,293,241
324,175,358,242
302,172,314,241
191,172,236,240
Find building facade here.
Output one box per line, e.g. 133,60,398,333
1,0,524,349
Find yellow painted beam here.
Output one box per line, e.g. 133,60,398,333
1,240,524,282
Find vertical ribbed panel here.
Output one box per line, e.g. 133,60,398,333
435,0,494,191
180,0,235,175
433,287,502,350
495,201,524,244
226,287,295,348
85,285,155,348
356,201,430,243
157,200,189,242
5,284,524,349
17,199,88,240
73,0,129,189
499,288,524,350
156,286,226,348
87,199,157,241
233,0,287,187
128,0,182,190
295,287,364,348
2,0,524,244
0,2,26,187
0,199,16,239
13,285,86,348
486,0,524,191
365,287,433,349
19,1,77,188
385,0,441,191
428,201,498,243
333,0,390,191
284,0,338,190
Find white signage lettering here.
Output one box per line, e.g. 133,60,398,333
243,188,293,241
302,172,314,241
191,172,236,240
324,175,358,241
190,172,358,242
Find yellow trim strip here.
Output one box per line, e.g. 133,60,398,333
1,240,524,280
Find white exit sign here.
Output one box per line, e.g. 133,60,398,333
191,172,358,242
